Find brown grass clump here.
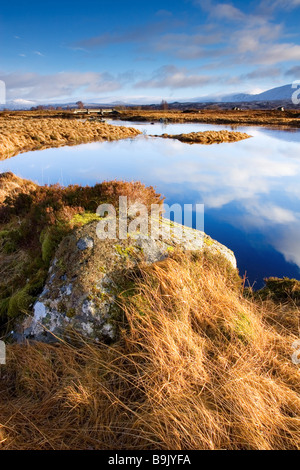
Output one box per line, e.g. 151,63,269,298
0,174,164,330
115,108,300,128
155,130,251,144
1,251,300,450
0,116,141,160
0,172,37,204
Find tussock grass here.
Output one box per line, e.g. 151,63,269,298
155,130,251,144
0,172,37,204
0,116,141,159
1,251,300,450
0,173,164,329
116,108,300,128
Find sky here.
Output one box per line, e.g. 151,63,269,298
1,0,300,104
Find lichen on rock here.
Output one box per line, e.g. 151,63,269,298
76,236,94,251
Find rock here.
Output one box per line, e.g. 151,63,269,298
18,218,236,343
77,236,94,250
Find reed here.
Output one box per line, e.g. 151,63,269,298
1,251,300,450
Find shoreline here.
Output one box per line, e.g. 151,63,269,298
2,108,300,128
1,107,297,160
0,116,141,161
1,172,300,450
112,108,300,129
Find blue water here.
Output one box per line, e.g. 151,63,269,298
1,120,300,288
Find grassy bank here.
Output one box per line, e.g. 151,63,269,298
154,130,251,144
1,252,300,449
114,108,300,128
1,172,300,450
0,172,163,332
0,115,141,160
2,108,300,135
0,108,298,161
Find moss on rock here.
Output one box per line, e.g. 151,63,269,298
16,217,237,343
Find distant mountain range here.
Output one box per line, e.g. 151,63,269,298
187,84,298,103
2,99,38,110
219,84,298,103
1,84,299,110
1,99,136,110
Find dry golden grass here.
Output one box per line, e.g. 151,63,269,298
0,172,164,330
1,251,300,450
115,108,300,128
0,172,37,204
1,108,298,160
155,130,251,144
0,115,141,160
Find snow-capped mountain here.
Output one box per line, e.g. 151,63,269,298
184,84,299,104
2,99,38,110
220,84,297,103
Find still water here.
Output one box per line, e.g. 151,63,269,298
1,120,300,288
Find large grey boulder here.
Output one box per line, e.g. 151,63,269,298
19,218,236,343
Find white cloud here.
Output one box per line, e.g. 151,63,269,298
3,71,123,101
190,0,300,69
242,67,281,80
259,0,300,11
248,204,297,224
153,31,224,60
213,3,246,21
254,43,300,65
234,24,283,54
135,65,211,89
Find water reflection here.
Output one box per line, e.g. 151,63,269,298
1,121,300,287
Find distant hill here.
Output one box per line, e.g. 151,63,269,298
225,84,296,103
189,84,297,104
3,99,38,110
1,84,299,110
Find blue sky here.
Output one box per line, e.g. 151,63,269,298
1,0,300,104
